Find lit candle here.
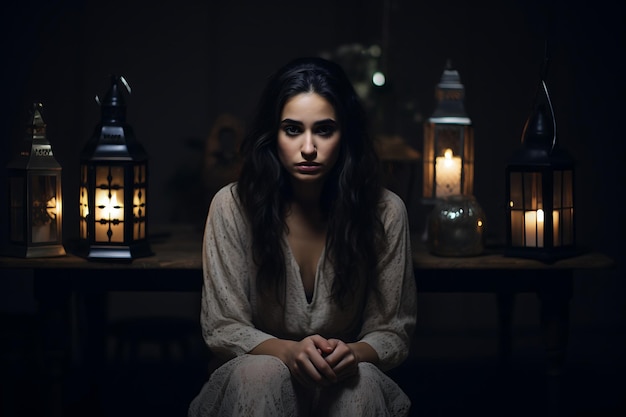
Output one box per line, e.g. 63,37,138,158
553,210,560,246
96,189,123,220
524,209,544,247
524,209,562,248
435,148,462,197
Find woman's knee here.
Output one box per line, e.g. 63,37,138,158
224,354,290,388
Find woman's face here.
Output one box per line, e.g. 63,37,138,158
277,92,341,185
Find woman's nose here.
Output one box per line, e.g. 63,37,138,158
301,134,317,158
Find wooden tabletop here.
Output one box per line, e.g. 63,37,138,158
0,225,614,272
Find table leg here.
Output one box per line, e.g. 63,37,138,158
537,273,573,415
34,271,72,417
78,290,108,410
496,290,515,372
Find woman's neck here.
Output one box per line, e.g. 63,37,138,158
287,180,325,221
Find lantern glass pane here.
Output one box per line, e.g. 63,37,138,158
94,165,124,243
561,208,574,245
510,210,524,246
30,175,58,243
434,125,463,156
553,171,563,208
9,177,25,242
434,126,463,198
509,172,523,209
523,209,543,247
133,164,147,240
79,165,89,239
462,127,474,195
435,156,462,197
562,170,574,207
523,172,542,210
422,124,435,198
552,169,574,247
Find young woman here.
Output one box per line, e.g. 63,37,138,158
188,57,417,417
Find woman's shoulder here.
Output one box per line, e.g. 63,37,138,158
209,182,243,215
212,182,238,202
379,188,407,213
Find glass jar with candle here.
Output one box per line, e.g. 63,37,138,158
427,194,486,256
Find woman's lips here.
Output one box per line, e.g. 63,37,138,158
295,163,321,173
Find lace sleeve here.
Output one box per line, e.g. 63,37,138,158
359,190,417,371
200,184,274,359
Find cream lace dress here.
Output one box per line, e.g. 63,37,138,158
188,183,417,417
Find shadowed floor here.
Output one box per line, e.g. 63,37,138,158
2,313,625,417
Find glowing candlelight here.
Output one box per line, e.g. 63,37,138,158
435,148,462,197
525,209,544,247
96,189,123,220
524,209,561,248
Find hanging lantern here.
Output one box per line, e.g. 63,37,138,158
505,77,576,261
423,60,474,203
5,103,65,257
78,75,152,260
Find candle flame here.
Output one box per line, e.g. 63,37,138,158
537,209,544,222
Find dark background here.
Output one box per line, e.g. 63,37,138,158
1,0,625,416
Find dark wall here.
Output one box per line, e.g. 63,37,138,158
1,0,625,327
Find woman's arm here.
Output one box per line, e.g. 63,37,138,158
357,190,418,371
200,184,275,359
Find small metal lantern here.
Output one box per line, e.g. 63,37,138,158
423,60,474,203
505,78,576,261
78,75,152,260
5,103,65,257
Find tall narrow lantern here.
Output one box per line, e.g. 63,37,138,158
505,76,576,261
5,103,65,257
423,60,474,203
79,75,152,260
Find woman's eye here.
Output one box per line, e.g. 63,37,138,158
316,125,336,137
283,125,301,136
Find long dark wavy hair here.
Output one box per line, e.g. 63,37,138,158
237,57,384,308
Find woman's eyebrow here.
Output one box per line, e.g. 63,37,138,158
280,118,302,125
313,118,338,126
280,118,338,126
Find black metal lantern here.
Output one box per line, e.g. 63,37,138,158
5,103,65,257
505,78,576,261
423,60,474,203
78,75,151,260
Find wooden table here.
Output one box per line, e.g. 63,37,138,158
0,226,614,416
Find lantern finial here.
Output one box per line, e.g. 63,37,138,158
98,75,130,124
27,102,46,139
432,60,468,119
521,79,556,152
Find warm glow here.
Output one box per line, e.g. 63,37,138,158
46,196,57,219
524,209,559,248
525,210,543,247
435,148,462,197
96,189,123,220
553,210,560,246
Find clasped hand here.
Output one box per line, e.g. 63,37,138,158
285,334,359,389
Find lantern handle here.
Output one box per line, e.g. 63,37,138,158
119,75,132,95
94,75,132,105
540,79,557,152
540,40,557,152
